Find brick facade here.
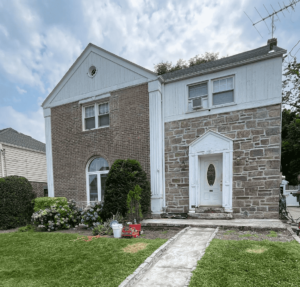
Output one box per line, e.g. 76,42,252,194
164,104,281,219
30,181,47,198
51,83,150,202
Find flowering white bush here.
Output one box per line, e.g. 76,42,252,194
31,199,81,232
80,202,103,228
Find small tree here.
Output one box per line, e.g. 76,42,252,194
102,159,151,220
154,52,219,75
127,185,143,223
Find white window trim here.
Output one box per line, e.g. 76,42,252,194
86,158,109,204
185,74,236,113
186,80,209,112
82,102,110,131
211,75,235,108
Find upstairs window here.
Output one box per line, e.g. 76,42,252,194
85,106,95,130
213,77,234,106
83,102,110,130
99,103,109,127
188,82,208,110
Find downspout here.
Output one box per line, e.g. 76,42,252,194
0,143,5,177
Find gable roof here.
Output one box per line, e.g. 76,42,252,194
0,128,46,152
160,45,286,82
42,43,157,108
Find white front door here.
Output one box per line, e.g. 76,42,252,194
200,154,222,206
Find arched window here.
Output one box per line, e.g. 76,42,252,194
86,157,109,203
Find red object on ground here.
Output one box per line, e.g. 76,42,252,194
122,226,140,238
129,224,141,232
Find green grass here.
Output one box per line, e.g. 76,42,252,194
162,230,168,234
267,230,278,237
189,239,300,287
224,230,236,235
0,232,166,287
239,233,258,238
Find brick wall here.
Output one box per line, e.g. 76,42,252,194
51,83,150,202
164,104,281,219
30,181,47,198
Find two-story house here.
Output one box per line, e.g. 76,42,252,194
0,128,47,197
42,38,286,219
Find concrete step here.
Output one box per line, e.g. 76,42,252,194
188,212,233,219
195,206,225,213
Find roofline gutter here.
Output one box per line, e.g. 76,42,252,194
0,141,46,155
163,50,286,84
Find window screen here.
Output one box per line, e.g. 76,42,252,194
99,103,109,127
85,106,95,129
189,83,208,99
213,77,234,105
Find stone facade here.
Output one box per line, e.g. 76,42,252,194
30,181,47,198
51,83,150,202
164,104,281,219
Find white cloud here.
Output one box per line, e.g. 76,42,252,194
81,0,253,70
16,86,27,95
0,1,83,95
0,106,45,143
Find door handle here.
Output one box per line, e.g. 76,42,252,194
220,180,222,192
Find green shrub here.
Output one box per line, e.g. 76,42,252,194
80,202,103,228
33,197,68,212
92,222,113,236
127,185,143,223
102,159,151,220
0,176,36,229
18,224,34,232
31,199,81,232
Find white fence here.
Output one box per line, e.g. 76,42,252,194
281,179,300,207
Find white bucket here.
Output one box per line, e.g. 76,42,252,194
112,223,123,238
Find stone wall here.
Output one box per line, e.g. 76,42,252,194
51,83,150,202
164,104,281,219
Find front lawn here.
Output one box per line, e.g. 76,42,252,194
0,232,166,287
189,239,300,287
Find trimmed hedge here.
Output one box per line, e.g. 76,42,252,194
0,176,36,229
33,197,68,212
102,159,151,220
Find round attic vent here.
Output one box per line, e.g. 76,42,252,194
88,66,97,77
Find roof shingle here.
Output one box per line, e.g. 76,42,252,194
160,45,286,81
0,128,46,152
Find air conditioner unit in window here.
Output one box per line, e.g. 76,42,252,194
192,98,202,109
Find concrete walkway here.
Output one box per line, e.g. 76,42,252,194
287,207,300,221
133,227,216,287
142,218,286,229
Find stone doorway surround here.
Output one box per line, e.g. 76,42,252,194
189,130,233,213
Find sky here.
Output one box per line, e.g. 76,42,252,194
0,0,299,143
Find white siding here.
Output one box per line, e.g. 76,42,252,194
2,144,47,182
164,57,283,122
51,51,147,105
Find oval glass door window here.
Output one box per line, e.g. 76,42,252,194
207,164,216,186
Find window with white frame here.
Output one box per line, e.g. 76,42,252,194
84,102,109,130
84,106,95,130
212,76,234,106
87,157,109,202
98,103,109,127
188,82,208,110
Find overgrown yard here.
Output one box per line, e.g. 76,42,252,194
189,239,300,287
0,232,166,287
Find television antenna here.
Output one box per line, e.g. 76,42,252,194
244,0,300,39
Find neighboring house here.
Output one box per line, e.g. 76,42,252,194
42,38,286,219
0,128,47,197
